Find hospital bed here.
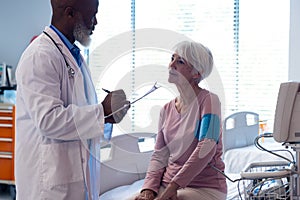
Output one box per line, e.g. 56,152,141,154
98,132,293,200
99,132,156,198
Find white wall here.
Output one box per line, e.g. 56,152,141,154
0,0,51,68
289,0,300,81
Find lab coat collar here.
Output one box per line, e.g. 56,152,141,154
43,27,82,72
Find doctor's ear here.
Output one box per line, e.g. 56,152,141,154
65,7,75,18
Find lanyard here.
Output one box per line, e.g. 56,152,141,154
43,31,75,78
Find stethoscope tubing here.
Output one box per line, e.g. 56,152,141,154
43,31,75,78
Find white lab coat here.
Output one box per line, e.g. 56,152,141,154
15,27,105,199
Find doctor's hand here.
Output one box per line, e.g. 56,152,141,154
102,89,130,124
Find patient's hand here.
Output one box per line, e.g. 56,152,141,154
154,182,179,200
135,189,156,200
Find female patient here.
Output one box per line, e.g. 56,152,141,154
130,41,227,200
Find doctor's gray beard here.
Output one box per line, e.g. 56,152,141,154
73,15,92,47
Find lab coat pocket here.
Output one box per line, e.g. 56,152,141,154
40,141,84,188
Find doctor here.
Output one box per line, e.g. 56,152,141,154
15,0,129,199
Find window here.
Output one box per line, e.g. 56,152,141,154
85,0,289,136
237,0,289,123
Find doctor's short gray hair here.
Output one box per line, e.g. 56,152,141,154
173,41,214,82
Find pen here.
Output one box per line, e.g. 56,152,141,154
102,88,111,93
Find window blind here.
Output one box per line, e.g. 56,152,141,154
86,0,289,136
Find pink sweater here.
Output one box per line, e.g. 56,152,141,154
142,89,227,194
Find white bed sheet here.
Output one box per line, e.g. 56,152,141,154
99,179,143,200
223,140,294,174
99,174,243,200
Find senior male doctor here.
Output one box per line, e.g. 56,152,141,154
15,0,129,199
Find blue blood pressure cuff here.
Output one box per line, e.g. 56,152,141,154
194,114,220,142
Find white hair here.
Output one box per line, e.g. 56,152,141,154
173,41,214,81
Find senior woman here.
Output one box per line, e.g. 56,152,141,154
129,41,227,200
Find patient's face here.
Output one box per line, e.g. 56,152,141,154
168,53,195,85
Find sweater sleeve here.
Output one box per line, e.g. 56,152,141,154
142,108,170,194
172,139,217,187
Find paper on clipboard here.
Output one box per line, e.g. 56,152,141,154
104,82,161,119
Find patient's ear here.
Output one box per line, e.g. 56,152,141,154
192,70,201,79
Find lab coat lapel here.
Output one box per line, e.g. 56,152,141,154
43,27,87,106
57,41,87,106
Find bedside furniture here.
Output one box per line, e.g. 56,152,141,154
0,103,15,197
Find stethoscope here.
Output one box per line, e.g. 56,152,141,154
43,31,75,78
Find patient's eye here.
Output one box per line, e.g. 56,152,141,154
178,59,185,65
171,55,185,65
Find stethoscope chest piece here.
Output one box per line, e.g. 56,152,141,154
67,65,75,78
